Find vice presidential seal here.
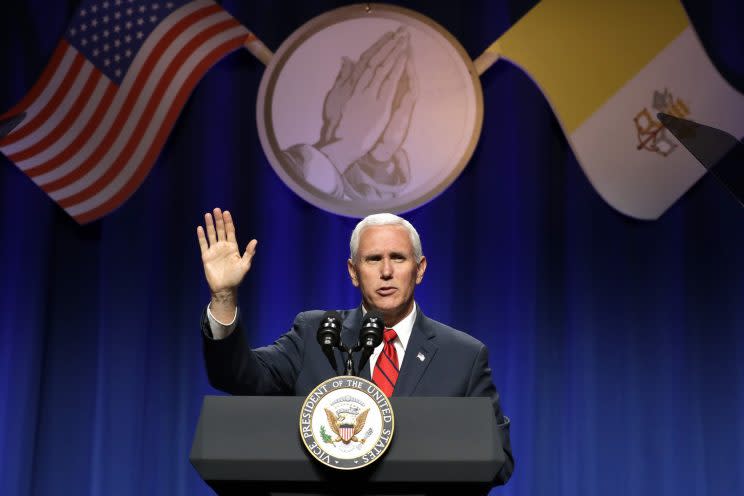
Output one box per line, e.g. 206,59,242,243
299,376,395,470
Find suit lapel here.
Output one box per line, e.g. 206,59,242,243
394,309,438,396
358,353,372,380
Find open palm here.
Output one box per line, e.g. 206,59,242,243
197,208,257,295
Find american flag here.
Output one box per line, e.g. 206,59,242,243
0,0,251,223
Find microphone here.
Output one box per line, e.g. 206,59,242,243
316,311,342,372
357,310,385,373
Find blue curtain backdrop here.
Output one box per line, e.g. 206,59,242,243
1,1,743,495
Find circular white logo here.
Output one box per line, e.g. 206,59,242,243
299,376,395,470
257,3,483,217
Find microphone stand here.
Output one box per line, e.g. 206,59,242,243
326,311,383,376
337,343,362,376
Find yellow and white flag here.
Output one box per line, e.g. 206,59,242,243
486,0,744,219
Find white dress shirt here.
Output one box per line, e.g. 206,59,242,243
363,304,416,373
206,303,238,340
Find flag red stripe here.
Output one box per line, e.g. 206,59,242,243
0,41,69,120
0,52,85,146
41,5,224,192
9,71,103,163
73,34,247,223
24,82,117,177
57,18,241,206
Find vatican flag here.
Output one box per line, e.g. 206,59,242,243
485,0,744,219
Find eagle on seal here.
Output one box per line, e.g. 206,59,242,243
324,408,369,444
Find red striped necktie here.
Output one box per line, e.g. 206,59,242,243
373,328,399,397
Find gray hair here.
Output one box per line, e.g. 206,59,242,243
349,213,423,263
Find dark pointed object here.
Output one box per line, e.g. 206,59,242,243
0,112,25,140
658,113,744,207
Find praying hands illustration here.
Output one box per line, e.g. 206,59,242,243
282,27,418,200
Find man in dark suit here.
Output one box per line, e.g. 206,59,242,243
196,208,514,485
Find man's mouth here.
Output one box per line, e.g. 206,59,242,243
376,287,397,296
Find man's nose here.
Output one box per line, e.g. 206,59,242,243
380,258,393,279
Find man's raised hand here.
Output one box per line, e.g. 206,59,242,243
197,209,257,319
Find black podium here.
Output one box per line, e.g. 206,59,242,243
190,396,507,495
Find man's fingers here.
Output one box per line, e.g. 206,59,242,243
205,212,217,245
242,239,258,269
196,226,209,255
214,207,226,241
224,210,237,244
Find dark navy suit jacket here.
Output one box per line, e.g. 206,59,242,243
202,305,514,485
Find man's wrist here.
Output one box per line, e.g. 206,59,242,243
206,302,238,340
210,289,238,323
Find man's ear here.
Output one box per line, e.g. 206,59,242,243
347,259,359,287
416,256,427,284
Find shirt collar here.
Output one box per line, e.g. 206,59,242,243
361,303,417,351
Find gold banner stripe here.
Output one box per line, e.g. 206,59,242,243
489,0,689,133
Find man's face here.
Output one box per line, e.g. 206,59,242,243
347,225,427,327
